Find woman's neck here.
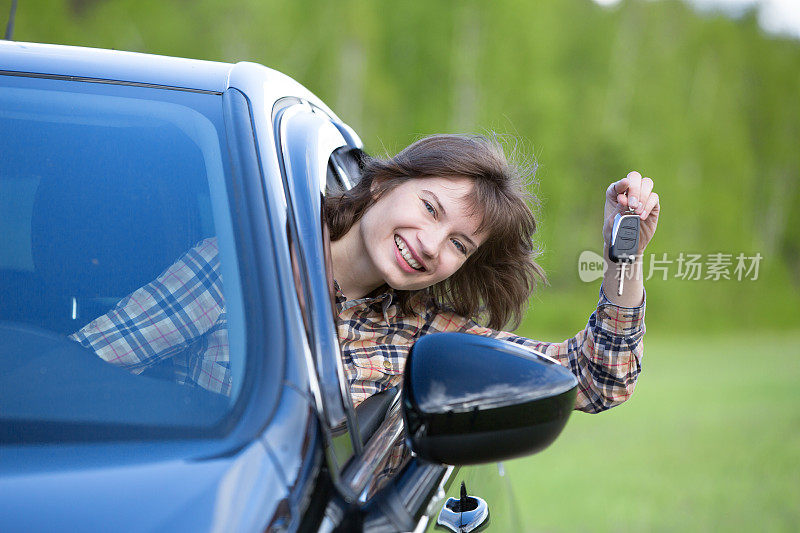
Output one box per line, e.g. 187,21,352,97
330,221,384,300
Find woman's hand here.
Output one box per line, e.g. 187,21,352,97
603,171,660,254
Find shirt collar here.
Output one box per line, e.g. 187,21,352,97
334,279,395,313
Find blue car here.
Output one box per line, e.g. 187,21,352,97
0,40,577,532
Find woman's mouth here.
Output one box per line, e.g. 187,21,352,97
394,235,426,272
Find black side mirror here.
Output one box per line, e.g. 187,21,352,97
402,332,578,465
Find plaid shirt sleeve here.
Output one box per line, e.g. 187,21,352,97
69,238,225,377
430,287,646,413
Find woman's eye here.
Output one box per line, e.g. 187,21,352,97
452,239,467,255
423,200,436,217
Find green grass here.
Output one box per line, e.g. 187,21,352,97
503,331,800,532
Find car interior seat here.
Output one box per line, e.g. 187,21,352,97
5,118,208,335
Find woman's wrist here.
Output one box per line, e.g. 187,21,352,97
601,243,645,308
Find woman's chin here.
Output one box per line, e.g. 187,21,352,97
387,271,440,292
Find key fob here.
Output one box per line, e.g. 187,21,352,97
609,213,640,263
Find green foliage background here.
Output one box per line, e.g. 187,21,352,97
6,1,800,530
10,0,799,337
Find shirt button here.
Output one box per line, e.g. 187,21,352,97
383,360,393,370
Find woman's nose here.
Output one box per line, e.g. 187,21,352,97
417,228,447,259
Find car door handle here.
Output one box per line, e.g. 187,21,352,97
436,482,489,533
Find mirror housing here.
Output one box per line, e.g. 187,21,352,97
402,332,578,465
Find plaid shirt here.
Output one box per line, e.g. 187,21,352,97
71,237,646,414
70,238,231,395
337,284,645,414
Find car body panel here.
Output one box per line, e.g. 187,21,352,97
0,40,231,93
0,439,285,532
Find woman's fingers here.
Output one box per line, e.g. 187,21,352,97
625,171,643,211
633,177,654,215
640,191,660,220
607,177,629,203
604,171,658,249
604,171,657,243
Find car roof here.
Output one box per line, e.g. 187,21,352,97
0,40,233,93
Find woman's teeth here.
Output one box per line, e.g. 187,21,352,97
394,236,424,271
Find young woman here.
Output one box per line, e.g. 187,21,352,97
327,134,658,412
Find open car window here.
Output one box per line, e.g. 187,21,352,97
325,131,414,498
276,100,391,497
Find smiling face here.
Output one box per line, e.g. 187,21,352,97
326,134,543,328
357,176,487,292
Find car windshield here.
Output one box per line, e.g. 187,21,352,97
0,75,247,442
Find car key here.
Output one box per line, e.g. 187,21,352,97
609,210,640,295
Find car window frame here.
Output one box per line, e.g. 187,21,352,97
272,98,368,495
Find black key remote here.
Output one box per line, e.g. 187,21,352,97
609,212,640,295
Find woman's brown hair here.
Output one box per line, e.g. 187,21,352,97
325,134,546,330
